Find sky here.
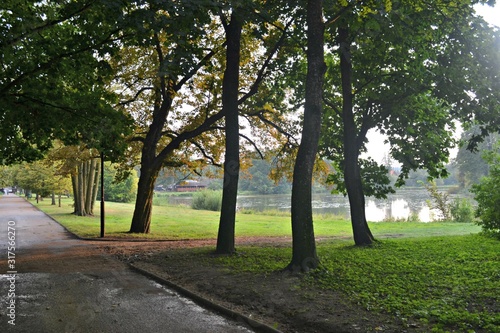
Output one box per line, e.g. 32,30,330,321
365,2,500,164
474,2,500,27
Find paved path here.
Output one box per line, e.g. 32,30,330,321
0,195,254,333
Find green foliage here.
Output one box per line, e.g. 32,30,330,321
320,0,500,196
471,146,500,236
326,158,395,199
455,129,497,188
11,161,71,196
99,163,138,203
421,181,451,220
449,198,475,223
239,159,291,194
191,190,222,211
217,235,500,333
0,0,133,164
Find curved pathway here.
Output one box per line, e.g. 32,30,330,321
0,195,254,333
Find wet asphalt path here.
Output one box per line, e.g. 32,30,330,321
0,195,254,333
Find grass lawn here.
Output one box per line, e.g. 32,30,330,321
215,234,500,332
33,197,499,332
34,197,481,240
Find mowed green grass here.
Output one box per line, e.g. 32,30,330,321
216,234,500,332
34,197,499,332
34,197,481,240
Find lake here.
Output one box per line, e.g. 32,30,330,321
167,188,459,222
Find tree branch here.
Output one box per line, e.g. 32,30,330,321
117,87,154,106
255,112,299,147
323,96,341,115
1,28,126,95
3,1,95,48
189,139,222,167
173,42,227,92
238,19,293,104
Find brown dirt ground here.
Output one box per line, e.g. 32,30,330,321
90,237,430,333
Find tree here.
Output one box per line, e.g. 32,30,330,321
98,163,138,203
12,160,71,203
454,128,498,188
471,142,500,237
71,157,101,216
121,1,293,234
0,0,133,164
319,0,500,245
286,0,325,272
212,1,301,253
47,145,101,216
216,7,244,254
120,2,224,233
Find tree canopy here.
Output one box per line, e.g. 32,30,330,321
0,0,133,164
317,0,500,244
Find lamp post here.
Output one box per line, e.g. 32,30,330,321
100,151,105,238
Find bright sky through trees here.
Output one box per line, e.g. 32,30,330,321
364,2,499,165
475,3,500,27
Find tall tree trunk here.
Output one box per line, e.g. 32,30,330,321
85,159,96,215
91,158,101,211
130,163,160,233
71,158,100,217
77,163,86,216
339,25,375,246
90,158,101,215
51,192,56,205
287,0,325,272
71,173,79,214
216,10,243,255
129,77,172,233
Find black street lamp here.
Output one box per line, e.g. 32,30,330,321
100,152,105,238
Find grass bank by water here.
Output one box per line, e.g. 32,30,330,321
34,197,481,240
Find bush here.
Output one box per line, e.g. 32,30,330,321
449,198,475,223
470,147,500,236
421,181,451,220
191,190,222,211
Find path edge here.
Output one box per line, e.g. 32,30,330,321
25,195,283,333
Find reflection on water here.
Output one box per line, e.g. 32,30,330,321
236,188,450,222
364,199,435,222
167,188,455,222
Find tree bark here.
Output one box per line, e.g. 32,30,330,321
71,173,79,214
216,10,243,254
339,25,375,246
91,158,101,212
76,163,86,216
84,159,96,215
71,158,101,217
129,163,159,233
287,0,325,272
